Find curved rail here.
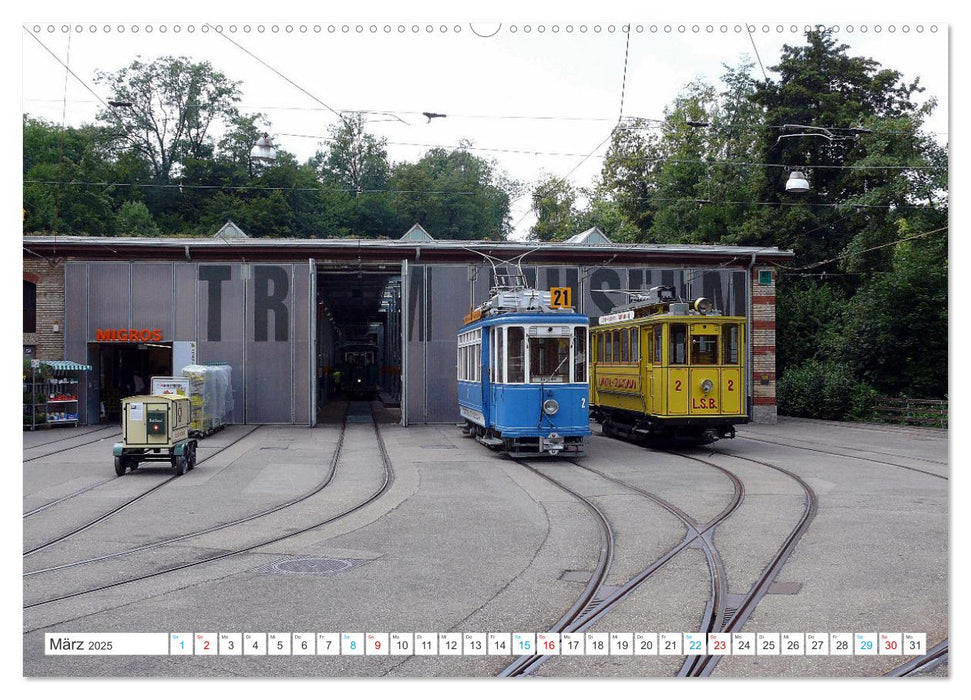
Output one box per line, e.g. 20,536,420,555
23,425,263,557
23,428,122,463
25,403,395,611
26,408,350,577
682,450,818,677
499,460,615,677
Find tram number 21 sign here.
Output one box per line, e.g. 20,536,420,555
550,287,572,309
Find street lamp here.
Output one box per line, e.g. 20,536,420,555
250,134,277,164
785,170,810,194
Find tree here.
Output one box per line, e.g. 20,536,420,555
390,146,516,240
529,176,579,241
115,200,161,236
218,112,272,177
95,56,242,181
310,113,391,194
23,116,119,235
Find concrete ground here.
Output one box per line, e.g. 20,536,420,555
22,412,947,678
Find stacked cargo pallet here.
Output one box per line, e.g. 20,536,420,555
182,364,234,437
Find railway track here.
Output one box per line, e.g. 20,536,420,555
737,435,948,480
23,424,116,450
741,432,947,467
22,425,263,557
885,639,948,676
678,450,818,677
23,477,118,518
25,407,348,577
501,450,745,677
23,427,122,463
24,402,395,611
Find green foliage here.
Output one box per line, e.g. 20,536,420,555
836,226,947,397
775,278,847,376
777,359,877,421
390,147,514,240
94,56,242,180
310,114,391,193
115,201,161,237
529,29,948,411
529,176,579,241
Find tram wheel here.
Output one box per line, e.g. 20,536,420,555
174,452,188,476
114,456,126,476
187,443,197,470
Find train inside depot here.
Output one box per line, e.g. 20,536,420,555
590,285,747,444
457,260,591,457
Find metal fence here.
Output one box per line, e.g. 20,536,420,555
873,397,948,429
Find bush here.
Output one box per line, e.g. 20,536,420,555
777,359,877,421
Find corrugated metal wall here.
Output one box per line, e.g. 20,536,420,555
64,259,746,426
65,261,312,426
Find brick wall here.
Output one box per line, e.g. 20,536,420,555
750,267,777,423
23,257,65,361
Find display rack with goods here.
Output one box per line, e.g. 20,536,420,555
23,360,90,430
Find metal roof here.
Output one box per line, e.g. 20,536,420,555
22,235,793,265
564,227,612,245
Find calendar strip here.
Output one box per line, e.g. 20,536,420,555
45,632,928,657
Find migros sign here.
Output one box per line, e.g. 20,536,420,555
96,328,164,342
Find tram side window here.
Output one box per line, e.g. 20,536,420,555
670,324,687,365
691,335,719,365
722,324,739,365
620,329,629,363
631,328,639,362
496,328,504,382
507,326,525,382
613,331,621,363
574,327,587,383
595,332,603,363
654,326,663,364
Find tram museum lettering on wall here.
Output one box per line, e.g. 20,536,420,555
200,265,289,342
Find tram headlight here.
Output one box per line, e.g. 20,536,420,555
543,398,560,415
701,379,714,394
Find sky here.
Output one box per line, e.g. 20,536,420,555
19,16,948,240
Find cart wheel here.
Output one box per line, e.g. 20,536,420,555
175,452,188,476
114,456,126,476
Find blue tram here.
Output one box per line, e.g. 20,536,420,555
458,282,591,457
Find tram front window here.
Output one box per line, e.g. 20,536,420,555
530,336,570,383
690,335,719,364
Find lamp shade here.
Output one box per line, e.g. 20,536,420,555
786,171,810,193
251,135,277,163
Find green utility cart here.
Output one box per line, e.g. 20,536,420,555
113,394,197,476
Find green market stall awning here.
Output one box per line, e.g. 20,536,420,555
40,360,92,372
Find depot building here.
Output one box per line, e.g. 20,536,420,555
23,222,792,426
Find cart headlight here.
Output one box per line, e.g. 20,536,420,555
701,379,714,394
543,399,559,415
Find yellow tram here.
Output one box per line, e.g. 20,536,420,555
590,285,746,443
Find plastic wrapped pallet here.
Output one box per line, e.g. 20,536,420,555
181,364,233,434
